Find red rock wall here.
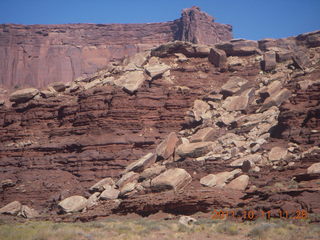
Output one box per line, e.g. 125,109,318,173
0,7,232,89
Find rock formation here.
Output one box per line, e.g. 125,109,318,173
0,6,232,89
0,28,319,221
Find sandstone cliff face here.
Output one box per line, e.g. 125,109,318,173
0,7,232,89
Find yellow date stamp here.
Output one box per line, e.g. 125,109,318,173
211,209,308,220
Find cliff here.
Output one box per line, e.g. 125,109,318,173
0,6,232,89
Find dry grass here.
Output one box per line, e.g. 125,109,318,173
0,217,319,240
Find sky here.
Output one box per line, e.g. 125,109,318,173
0,0,319,40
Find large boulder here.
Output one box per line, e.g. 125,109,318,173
156,132,180,160
116,171,140,188
19,205,39,219
145,62,170,79
89,177,115,193
200,169,241,187
58,196,88,213
226,175,249,191
262,51,277,72
268,147,288,162
175,141,214,159
114,70,145,94
296,30,320,48
230,154,262,167
222,95,249,111
208,47,227,70
140,165,166,180
100,185,120,200
307,163,320,174
190,127,217,143
193,100,211,121
260,88,291,112
216,40,260,56
151,168,192,191
50,82,67,92
220,76,248,96
124,153,156,173
9,88,39,103
0,201,21,215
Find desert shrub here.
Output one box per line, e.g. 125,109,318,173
214,221,238,235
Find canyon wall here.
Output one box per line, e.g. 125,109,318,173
0,6,232,89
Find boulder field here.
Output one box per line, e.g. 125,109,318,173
0,29,320,221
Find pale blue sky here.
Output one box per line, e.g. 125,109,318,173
0,0,319,40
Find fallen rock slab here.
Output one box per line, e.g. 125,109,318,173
307,163,320,174
19,205,39,219
114,70,145,94
151,168,192,191
0,201,21,215
226,175,249,191
58,196,88,213
175,141,214,159
200,169,241,187
89,177,115,192
124,153,156,173
100,185,120,200
9,88,39,103
156,132,180,160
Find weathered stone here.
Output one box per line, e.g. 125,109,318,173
145,63,170,79
175,53,188,62
262,51,276,72
86,192,100,208
116,171,140,188
123,51,149,68
208,47,227,69
194,45,211,57
58,196,88,213
124,153,156,173
100,185,120,200
175,141,214,159
114,70,145,93
292,50,310,70
216,40,260,56
9,88,39,103
193,100,210,121
268,147,288,162
200,169,241,187
230,154,262,167
156,132,180,160
226,175,249,191
222,95,248,111
1,179,15,188
179,215,197,227
119,181,137,196
307,163,320,174
19,205,39,219
260,88,291,111
50,82,67,92
296,30,320,48
89,177,115,193
40,90,56,98
220,76,248,95
151,168,192,191
190,127,217,143
0,201,21,215
140,165,167,180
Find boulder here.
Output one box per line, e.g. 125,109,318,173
124,153,156,173
19,205,39,219
200,169,241,187
262,51,276,72
50,82,67,92
175,141,214,159
86,192,100,208
123,51,149,68
140,165,166,180
145,63,170,79
230,154,262,167
40,90,56,98
208,47,227,70
190,127,217,143
9,88,39,103
268,147,288,162
193,100,211,121
179,216,197,227
156,132,180,160
220,76,248,96
116,171,139,188
296,30,320,48
292,50,310,70
100,185,120,200
226,175,249,191
0,201,22,215
89,177,115,193
222,95,249,111
216,40,260,56
119,181,137,197
58,196,88,213
307,163,320,174
151,168,192,191
260,88,291,111
114,70,145,94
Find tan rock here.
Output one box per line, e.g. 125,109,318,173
193,100,210,121
58,196,88,213
307,163,320,174
226,175,249,191
220,76,248,95
151,168,192,191
9,88,39,103
0,201,22,215
222,95,249,111
19,205,39,219
190,127,217,143
100,185,120,200
89,177,115,192
50,82,67,92
156,132,180,160
116,171,139,188
260,88,291,111
124,153,156,173
119,181,137,196
179,215,197,227
140,165,166,180
208,47,227,70
268,147,288,162
114,70,145,93
40,90,56,98
145,63,170,78
200,169,241,187
175,141,214,159
230,154,262,167
86,192,100,208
